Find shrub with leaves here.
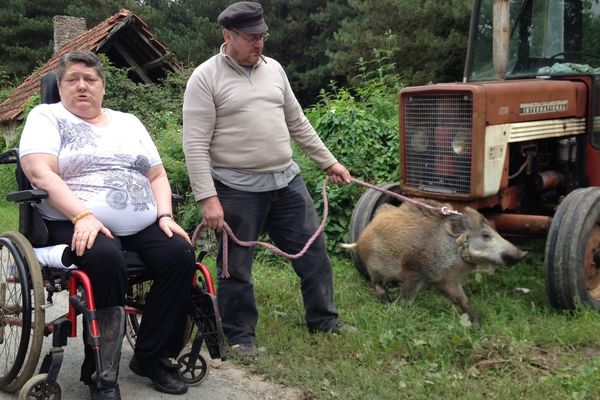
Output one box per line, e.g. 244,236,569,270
301,56,404,252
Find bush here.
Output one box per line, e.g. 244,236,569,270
302,57,404,252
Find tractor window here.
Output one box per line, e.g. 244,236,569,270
468,0,600,81
529,0,563,60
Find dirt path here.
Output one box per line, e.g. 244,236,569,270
3,292,305,400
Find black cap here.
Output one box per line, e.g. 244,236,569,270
217,2,268,34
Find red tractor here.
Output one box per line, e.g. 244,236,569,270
349,0,600,311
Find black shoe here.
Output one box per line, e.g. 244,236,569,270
308,319,358,334
88,383,121,400
228,341,260,359
129,355,188,394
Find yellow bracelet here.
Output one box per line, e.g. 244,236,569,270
72,210,93,224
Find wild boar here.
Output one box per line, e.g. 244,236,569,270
341,201,527,323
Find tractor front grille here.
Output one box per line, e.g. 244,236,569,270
403,94,473,194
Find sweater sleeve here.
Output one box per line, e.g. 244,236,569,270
278,62,338,170
183,64,218,201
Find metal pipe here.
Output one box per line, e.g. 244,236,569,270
463,0,482,82
487,213,552,235
493,0,510,79
532,170,563,191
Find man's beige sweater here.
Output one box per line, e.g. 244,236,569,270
183,45,337,201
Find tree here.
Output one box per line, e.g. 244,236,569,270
329,0,472,86
0,0,64,85
263,0,355,105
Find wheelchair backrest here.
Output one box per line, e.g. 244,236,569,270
11,72,61,245
40,71,60,104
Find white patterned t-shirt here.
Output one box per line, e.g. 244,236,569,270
19,102,162,236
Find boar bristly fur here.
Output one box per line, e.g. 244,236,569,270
342,200,527,324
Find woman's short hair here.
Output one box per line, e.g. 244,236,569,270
56,50,105,83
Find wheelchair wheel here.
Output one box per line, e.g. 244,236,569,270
0,231,44,392
124,280,147,349
18,374,62,400
177,351,209,385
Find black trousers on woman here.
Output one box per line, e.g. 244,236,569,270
45,221,196,385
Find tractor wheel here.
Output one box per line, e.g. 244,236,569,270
348,182,402,278
545,187,600,310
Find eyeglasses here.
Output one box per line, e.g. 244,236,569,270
231,29,269,44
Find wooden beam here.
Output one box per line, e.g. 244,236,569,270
112,42,152,84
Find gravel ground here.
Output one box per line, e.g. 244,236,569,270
2,291,304,400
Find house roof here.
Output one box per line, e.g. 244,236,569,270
0,9,182,123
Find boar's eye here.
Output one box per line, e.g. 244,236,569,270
481,231,492,240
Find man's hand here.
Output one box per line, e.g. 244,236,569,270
201,196,224,231
325,162,352,184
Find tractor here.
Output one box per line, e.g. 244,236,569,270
349,0,600,311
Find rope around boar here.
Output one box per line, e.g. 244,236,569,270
191,176,461,278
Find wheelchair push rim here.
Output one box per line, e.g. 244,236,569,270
0,232,45,392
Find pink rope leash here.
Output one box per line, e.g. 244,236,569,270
191,177,331,278
191,176,458,279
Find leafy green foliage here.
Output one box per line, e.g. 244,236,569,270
302,56,403,251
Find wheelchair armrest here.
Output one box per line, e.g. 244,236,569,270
0,148,18,165
172,193,185,204
6,189,49,203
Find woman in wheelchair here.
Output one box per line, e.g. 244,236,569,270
18,51,195,399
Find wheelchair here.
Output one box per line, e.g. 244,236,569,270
0,72,226,399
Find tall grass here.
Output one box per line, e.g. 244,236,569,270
0,191,598,398
0,163,19,231
203,239,600,400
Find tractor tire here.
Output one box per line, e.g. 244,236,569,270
545,187,600,310
348,182,402,278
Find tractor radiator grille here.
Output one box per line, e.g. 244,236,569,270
403,94,473,194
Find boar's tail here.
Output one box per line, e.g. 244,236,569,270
338,243,357,250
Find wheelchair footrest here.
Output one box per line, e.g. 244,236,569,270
191,290,226,360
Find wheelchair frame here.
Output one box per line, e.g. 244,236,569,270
0,72,226,399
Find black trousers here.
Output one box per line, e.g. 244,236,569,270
214,175,339,345
45,220,196,385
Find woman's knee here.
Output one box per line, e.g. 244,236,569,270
159,238,196,276
79,239,126,274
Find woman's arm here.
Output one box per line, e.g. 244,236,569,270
20,153,113,255
147,164,191,244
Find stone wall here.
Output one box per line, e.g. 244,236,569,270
53,16,86,54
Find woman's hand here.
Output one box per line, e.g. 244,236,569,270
158,217,192,244
71,214,114,256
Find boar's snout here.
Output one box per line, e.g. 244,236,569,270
501,249,528,266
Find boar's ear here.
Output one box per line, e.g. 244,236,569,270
444,214,467,237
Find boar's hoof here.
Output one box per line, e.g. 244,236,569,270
374,283,390,303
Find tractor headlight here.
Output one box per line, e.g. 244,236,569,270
451,130,470,155
410,130,429,153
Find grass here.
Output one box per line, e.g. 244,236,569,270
206,240,600,400
1,194,598,399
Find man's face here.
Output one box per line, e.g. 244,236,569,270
58,62,105,117
224,29,267,65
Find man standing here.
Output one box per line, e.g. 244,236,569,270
183,1,356,358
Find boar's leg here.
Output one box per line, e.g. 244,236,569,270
373,282,391,303
435,281,480,325
398,271,425,301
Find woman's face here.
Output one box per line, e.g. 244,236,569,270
58,62,105,120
